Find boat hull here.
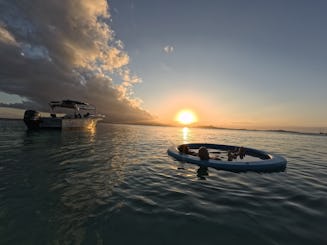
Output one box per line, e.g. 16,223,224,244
24,116,102,129
39,118,100,129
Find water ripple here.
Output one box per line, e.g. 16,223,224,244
0,122,327,244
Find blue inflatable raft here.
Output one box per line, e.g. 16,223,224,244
167,143,287,172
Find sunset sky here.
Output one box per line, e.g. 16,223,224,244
0,0,326,130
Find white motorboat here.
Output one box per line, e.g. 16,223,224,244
23,100,105,129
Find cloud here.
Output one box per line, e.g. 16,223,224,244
0,0,152,122
163,45,174,54
0,24,18,46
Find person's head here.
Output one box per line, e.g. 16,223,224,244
178,144,189,154
198,146,209,160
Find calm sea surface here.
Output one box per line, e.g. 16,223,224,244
0,121,326,245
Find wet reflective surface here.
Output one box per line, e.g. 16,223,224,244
0,121,326,244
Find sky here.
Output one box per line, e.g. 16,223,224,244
0,0,326,130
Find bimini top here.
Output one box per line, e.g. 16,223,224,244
167,143,287,172
49,100,96,111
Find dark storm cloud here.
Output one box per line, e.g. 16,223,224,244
0,0,152,122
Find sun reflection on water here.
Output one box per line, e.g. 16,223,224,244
182,127,189,142
85,121,97,142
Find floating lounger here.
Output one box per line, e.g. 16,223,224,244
167,143,287,172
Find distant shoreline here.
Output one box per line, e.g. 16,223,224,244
107,121,327,137
1,117,326,137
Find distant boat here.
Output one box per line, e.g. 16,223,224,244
23,100,105,129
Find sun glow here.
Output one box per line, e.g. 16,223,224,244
176,110,197,125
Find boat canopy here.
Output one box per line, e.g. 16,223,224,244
49,100,96,111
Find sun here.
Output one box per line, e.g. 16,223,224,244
176,110,197,125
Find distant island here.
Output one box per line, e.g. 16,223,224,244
109,120,327,137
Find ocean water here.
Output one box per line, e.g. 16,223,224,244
0,121,326,245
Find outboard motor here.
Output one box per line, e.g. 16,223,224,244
24,110,41,129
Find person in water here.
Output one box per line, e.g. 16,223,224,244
227,146,246,161
198,146,224,161
238,146,246,159
178,144,197,156
198,146,210,160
